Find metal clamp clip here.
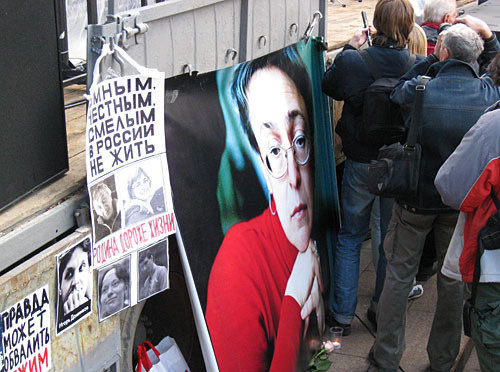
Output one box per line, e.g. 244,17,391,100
303,11,323,42
117,13,149,49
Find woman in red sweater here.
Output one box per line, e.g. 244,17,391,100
205,46,323,372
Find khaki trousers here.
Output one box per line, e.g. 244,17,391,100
372,204,463,372
469,282,500,372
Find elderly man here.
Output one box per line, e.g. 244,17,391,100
421,0,457,54
369,19,500,372
435,52,500,372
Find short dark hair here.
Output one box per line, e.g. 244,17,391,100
127,166,150,199
488,51,500,86
231,45,314,152
99,261,129,297
59,239,91,283
372,0,415,48
92,182,111,201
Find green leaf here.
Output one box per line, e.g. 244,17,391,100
319,354,328,360
316,360,332,371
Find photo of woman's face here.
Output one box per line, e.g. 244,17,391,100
100,268,126,316
60,246,90,304
131,171,151,201
246,66,313,252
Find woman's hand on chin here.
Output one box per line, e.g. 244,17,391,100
301,277,325,339
285,239,323,308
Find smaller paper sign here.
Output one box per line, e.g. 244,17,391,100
0,286,52,372
55,237,93,335
96,239,169,322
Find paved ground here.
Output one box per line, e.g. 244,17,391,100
324,239,478,372
463,346,481,371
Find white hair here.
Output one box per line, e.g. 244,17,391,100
424,0,456,23
442,24,484,63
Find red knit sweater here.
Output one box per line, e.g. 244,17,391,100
205,207,303,372
421,22,440,56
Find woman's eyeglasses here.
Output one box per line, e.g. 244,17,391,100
264,134,310,179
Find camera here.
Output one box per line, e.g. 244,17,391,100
438,22,452,34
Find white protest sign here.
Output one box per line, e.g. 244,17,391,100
86,45,176,270
0,286,51,372
86,74,166,181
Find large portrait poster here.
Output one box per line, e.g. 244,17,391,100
164,39,339,371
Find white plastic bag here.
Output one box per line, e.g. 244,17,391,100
136,342,167,372
145,337,191,372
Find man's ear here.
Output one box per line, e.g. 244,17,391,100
443,13,451,23
440,47,450,61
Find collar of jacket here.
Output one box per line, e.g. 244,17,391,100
372,37,405,49
426,58,480,78
421,22,440,30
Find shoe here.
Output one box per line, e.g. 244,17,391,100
325,309,351,336
368,350,399,372
367,308,377,331
408,284,424,300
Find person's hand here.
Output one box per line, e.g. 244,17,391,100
434,32,447,60
349,27,372,49
285,240,323,309
63,290,88,315
455,15,493,39
301,277,325,339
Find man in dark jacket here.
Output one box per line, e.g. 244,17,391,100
370,20,500,372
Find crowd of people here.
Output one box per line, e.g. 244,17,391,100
322,0,500,371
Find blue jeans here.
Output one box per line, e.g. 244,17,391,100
331,159,392,324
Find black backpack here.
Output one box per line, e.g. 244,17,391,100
356,50,416,146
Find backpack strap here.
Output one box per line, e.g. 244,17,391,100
401,54,416,75
406,75,431,147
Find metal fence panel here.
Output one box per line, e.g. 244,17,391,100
88,0,325,85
